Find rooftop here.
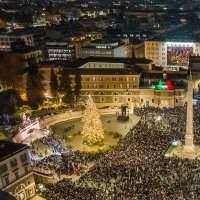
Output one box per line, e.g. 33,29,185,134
78,67,142,75
0,191,16,200
40,57,152,69
0,27,45,37
58,67,142,75
0,140,28,161
143,71,188,79
74,57,152,66
152,24,200,42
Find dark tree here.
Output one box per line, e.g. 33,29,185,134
26,65,45,109
0,89,22,115
50,68,58,98
59,69,74,107
74,72,82,103
0,52,24,91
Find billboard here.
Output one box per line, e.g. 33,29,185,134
167,46,193,66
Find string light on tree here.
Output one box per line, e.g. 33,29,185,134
81,95,104,146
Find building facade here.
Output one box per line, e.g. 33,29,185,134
46,41,76,61
0,141,36,200
0,32,34,51
39,57,186,108
145,40,200,70
77,40,132,59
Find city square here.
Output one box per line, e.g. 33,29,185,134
2,1,200,200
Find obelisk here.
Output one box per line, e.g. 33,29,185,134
183,71,196,157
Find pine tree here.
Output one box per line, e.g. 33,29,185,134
50,68,58,98
59,69,74,107
0,52,25,93
74,72,82,103
0,89,22,115
26,65,45,109
81,95,104,145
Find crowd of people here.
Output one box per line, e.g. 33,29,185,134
33,150,102,177
39,106,200,199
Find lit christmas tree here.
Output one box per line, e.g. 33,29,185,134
81,95,104,145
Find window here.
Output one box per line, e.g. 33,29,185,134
141,99,143,103
20,153,28,163
0,164,8,174
152,99,154,103
14,170,19,179
10,158,18,168
3,175,9,186
128,98,130,101
24,165,29,173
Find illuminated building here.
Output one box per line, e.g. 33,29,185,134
145,40,200,70
78,39,132,58
46,40,76,61
39,57,186,107
0,31,34,51
11,47,43,67
0,141,36,200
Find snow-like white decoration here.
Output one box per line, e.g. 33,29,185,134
81,95,104,145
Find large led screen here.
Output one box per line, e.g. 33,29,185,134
167,46,193,66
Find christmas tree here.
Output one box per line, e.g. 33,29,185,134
81,95,104,145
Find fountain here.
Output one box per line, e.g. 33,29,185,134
81,95,104,146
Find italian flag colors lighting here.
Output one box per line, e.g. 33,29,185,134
152,80,175,91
